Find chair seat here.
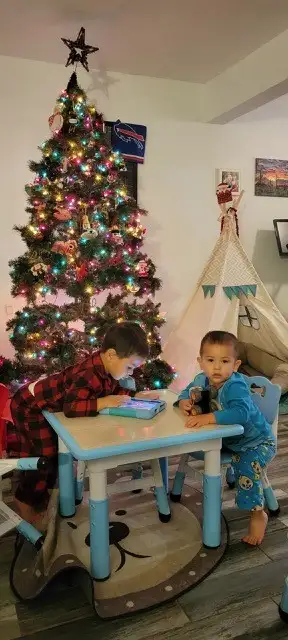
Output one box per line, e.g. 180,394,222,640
0,460,17,476
190,450,232,464
0,500,21,537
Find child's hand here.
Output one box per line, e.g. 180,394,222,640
98,395,130,410
185,413,216,429
135,391,160,401
179,399,192,416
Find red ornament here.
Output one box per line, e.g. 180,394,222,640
48,110,63,134
136,260,149,277
76,263,88,282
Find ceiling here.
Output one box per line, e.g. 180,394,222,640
1,0,288,83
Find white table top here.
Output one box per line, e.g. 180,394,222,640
43,390,244,460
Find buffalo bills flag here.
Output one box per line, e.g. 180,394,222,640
111,120,147,163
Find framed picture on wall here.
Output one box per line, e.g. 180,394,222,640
216,169,241,195
273,219,288,257
255,158,288,197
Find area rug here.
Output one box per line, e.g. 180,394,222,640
10,482,228,619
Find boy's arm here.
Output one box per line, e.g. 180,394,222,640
213,379,251,425
63,377,102,418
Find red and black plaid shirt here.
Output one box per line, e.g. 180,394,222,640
32,351,132,417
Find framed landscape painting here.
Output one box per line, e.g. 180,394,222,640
255,158,288,197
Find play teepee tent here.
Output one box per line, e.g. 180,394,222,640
163,193,288,392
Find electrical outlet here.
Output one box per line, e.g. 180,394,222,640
5,305,13,315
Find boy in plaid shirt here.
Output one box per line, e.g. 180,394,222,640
7,322,158,525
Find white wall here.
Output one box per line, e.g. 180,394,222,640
0,55,287,358
217,97,288,318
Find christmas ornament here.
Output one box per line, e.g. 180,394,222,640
61,27,99,73
136,260,149,277
51,241,67,255
82,214,91,231
80,228,98,240
48,109,63,134
51,240,77,255
65,240,78,255
216,182,233,205
31,263,48,276
54,207,71,221
126,282,140,294
107,171,117,183
76,263,88,282
110,224,120,236
128,224,146,239
62,157,69,172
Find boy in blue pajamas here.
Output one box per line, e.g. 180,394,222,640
177,330,275,545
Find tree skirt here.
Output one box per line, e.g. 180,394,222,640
10,485,228,619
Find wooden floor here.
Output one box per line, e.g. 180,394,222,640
1,418,288,640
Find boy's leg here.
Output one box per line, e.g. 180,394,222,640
231,441,276,545
7,389,57,523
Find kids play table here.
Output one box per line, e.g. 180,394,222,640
43,390,243,581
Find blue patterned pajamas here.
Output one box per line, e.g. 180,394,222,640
230,440,276,510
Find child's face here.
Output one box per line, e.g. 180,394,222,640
105,351,144,381
197,343,241,388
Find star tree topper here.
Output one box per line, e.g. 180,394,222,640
61,27,99,72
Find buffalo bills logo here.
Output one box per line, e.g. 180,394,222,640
112,120,147,163
113,120,145,150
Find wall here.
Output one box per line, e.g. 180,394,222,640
0,55,287,358
217,95,288,318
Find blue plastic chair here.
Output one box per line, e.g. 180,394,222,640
170,376,281,516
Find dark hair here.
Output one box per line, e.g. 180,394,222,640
102,322,149,359
200,330,239,356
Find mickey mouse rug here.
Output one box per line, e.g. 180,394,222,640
10,477,228,619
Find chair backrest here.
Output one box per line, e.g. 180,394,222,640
243,375,281,438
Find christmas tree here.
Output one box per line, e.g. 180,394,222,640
7,30,174,391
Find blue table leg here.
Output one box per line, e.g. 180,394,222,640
279,577,288,622
58,438,75,518
75,461,86,504
203,449,221,548
151,459,171,523
88,463,110,581
159,457,169,493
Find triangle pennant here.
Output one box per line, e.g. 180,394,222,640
202,285,215,298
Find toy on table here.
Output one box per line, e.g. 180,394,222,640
189,386,211,416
